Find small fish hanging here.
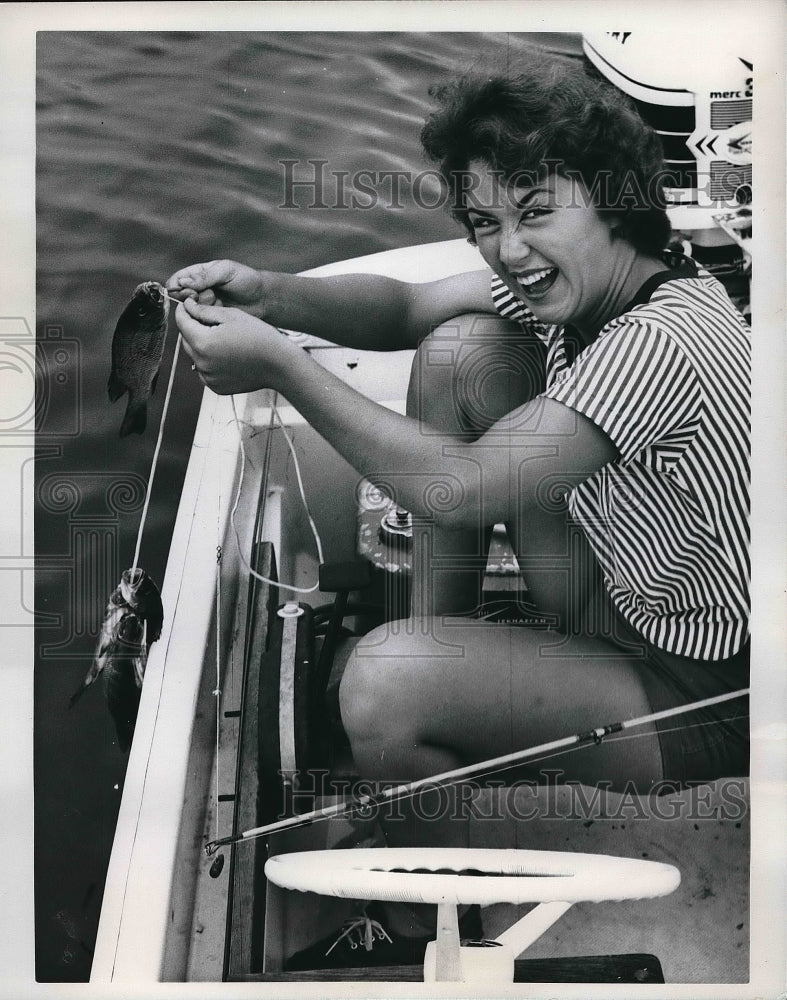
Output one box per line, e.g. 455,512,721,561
108,281,170,437
72,280,180,747
70,568,164,752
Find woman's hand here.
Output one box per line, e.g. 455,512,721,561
166,259,266,314
175,297,299,395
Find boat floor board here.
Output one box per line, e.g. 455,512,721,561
237,951,664,983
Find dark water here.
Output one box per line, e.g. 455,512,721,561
34,30,582,981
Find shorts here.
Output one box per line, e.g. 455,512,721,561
607,610,750,789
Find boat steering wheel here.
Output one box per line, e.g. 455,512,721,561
265,847,681,982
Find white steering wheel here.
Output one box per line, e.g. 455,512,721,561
265,848,680,981
265,846,680,904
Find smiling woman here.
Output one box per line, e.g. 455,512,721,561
166,55,751,970
462,168,665,335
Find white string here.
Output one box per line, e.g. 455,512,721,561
214,473,223,839
229,394,324,594
132,331,183,572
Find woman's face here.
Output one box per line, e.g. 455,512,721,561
465,161,624,331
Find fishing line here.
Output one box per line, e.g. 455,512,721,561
131,331,183,573
204,688,749,854
308,707,752,829
214,468,223,841
168,302,325,593
451,708,751,798
210,708,749,846
229,394,325,594
206,708,749,850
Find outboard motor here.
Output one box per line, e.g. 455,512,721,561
582,31,752,316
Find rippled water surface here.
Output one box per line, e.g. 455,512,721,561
35,30,581,980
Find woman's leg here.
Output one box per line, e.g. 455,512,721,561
340,620,663,795
338,619,663,938
405,313,545,618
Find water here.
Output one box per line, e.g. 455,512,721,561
34,30,582,981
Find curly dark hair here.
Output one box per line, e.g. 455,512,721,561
420,59,672,255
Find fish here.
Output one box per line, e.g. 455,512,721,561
70,568,164,752
108,281,170,437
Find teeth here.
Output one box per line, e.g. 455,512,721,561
517,268,554,288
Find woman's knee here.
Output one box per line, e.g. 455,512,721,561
409,313,543,434
337,622,430,743
337,647,380,745
407,318,477,432
339,627,390,740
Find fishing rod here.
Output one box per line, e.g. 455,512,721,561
204,686,749,856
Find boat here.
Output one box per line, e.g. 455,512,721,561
90,238,751,987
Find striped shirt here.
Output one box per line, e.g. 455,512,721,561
491,255,750,661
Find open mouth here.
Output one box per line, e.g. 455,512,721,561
515,267,558,299
121,567,144,600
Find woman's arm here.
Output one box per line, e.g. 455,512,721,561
176,299,617,530
167,260,494,351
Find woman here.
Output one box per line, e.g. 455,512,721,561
169,62,749,966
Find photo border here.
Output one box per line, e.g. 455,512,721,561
2,2,784,998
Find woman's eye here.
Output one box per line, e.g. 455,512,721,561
521,206,549,220
469,216,495,231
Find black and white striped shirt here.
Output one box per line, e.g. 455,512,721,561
491,256,750,661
